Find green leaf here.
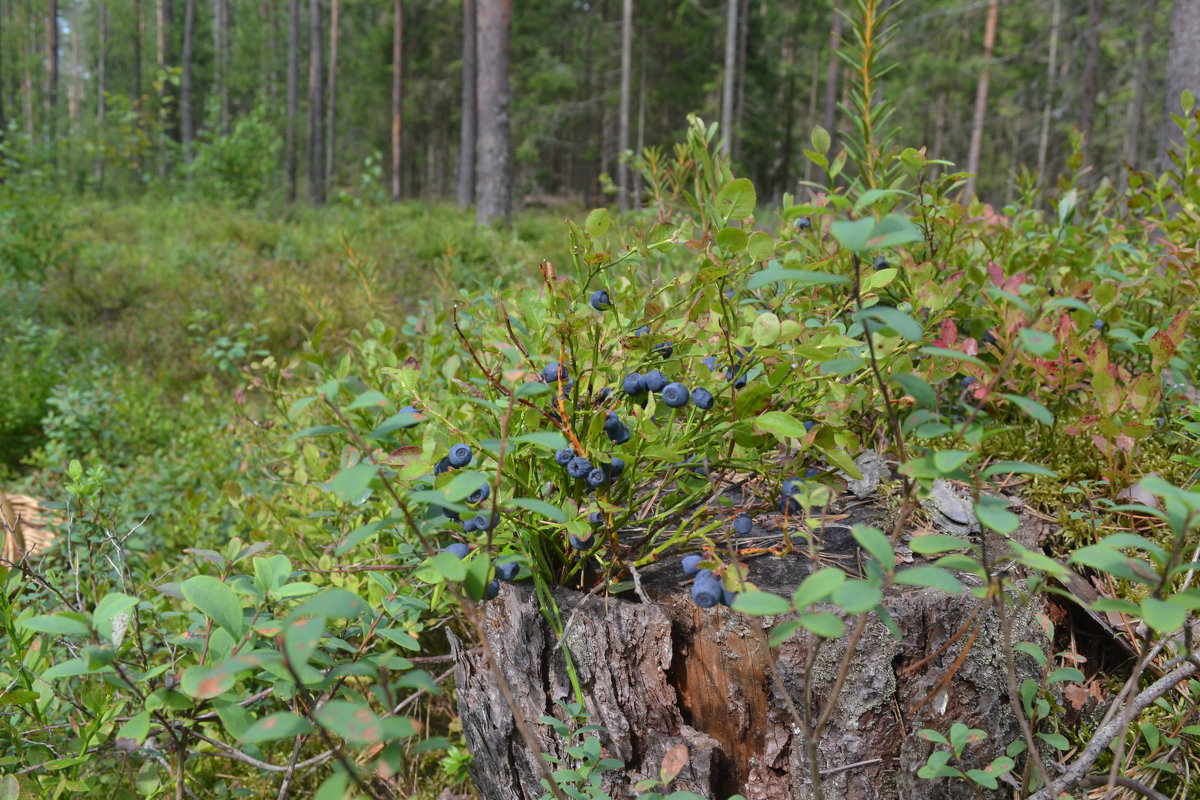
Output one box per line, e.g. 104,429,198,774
94,593,138,644
753,411,811,439
1017,328,1058,357
831,580,883,614
974,496,1019,534
180,576,245,640
428,551,468,582
1001,393,1054,425
294,588,368,620
830,218,876,252
732,591,792,617
241,712,314,743
1047,667,1085,684
329,463,378,502
315,700,416,744
799,612,845,638
284,616,325,667
1036,732,1069,750
982,461,1058,479
345,390,390,411
767,619,804,647
117,710,151,744
852,526,894,571
508,497,566,523
443,471,488,503
715,227,748,252
1140,597,1187,634
910,534,971,555
585,208,611,239
933,450,974,474
315,772,350,800
893,566,963,593
511,432,568,450
747,231,775,261
42,658,95,679
21,613,92,637
745,267,850,290
792,567,846,609
856,305,923,341
893,373,936,407
919,346,989,370
751,312,781,346
868,214,924,248
716,178,757,221
811,126,831,155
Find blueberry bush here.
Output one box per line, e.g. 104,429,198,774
3,4,1200,799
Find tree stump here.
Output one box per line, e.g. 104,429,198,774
451,503,1052,800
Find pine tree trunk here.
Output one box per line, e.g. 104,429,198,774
1035,0,1059,186
823,1,842,154
456,0,475,208
0,4,6,160
475,0,511,225
181,0,195,163
96,0,106,187
1161,0,1200,164
133,0,142,103
1078,0,1101,170
285,0,298,202
452,566,1050,800
391,0,402,202
963,0,1000,200
617,0,632,213
325,0,338,192
1121,0,1158,176
731,0,749,163
633,47,645,210
45,0,58,137
307,0,325,205
720,0,737,158
214,0,230,132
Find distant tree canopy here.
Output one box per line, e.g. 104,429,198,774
0,0,1188,208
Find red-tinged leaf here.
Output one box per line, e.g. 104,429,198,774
940,318,958,347
987,262,1005,287
660,743,689,783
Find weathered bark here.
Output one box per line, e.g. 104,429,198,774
325,0,339,191
1078,0,1101,170
453,568,1050,800
307,0,324,205
1161,0,1200,164
475,0,511,225
963,0,1000,200
391,0,402,202
456,0,475,208
720,0,737,157
617,0,632,213
181,0,194,163
1035,0,1060,186
285,0,298,202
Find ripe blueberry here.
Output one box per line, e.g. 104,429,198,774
780,496,801,515
721,588,737,606
590,289,612,311
604,412,624,434
982,330,998,347
434,457,451,476
442,543,470,560
622,373,647,395
644,369,668,393
681,554,703,576
542,362,567,383
485,579,500,600
448,444,473,468
397,405,423,427
554,448,576,467
495,561,520,582
654,342,674,359
607,422,631,445
567,457,593,480
661,382,690,408
691,573,722,608
782,478,804,497
472,513,497,531
467,482,490,505
873,255,890,271
462,516,479,533
588,511,604,525
605,457,625,478
962,376,977,389
700,356,718,371
733,514,753,536
795,216,811,231
634,325,650,336
569,533,594,551
691,387,714,410
1094,319,1106,330
586,468,608,488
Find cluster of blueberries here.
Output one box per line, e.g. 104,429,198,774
779,469,821,515
439,542,522,601
622,369,714,410
681,555,736,609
